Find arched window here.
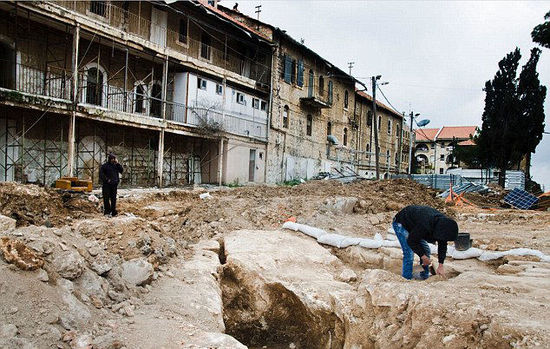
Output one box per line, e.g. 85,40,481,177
150,83,162,117
328,81,333,104
319,76,324,95
344,90,349,109
366,143,370,152
282,105,289,128
416,143,429,152
327,121,332,136
343,127,348,146
306,114,312,136
86,67,104,106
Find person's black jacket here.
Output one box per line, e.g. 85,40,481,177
99,162,123,186
394,205,458,264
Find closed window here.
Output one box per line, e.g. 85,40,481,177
178,18,188,44
367,111,372,126
197,78,207,90
252,98,260,109
344,90,349,109
260,100,267,111
366,143,370,152
216,84,223,95
327,121,332,136
440,168,444,174
378,116,382,131
343,127,348,146
306,114,312,136
283,105,289,128
328,81,333,104
387,120,392,135
319,76,324,95
236,92,245,105
440,154,445,161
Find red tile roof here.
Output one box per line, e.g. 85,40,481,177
356,90,403,118
415,128,440,142
437,126,477,140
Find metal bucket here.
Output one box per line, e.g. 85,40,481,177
454,233,472,251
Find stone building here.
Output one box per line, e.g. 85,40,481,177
219,5,379,183
0,0,272,187
355,91,410,178
414,126,477,174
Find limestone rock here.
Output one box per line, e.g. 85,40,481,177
322,197,358,215
121,258,153,286
91,253,115,276
338,268,357,282
0,324,18,339
0,214,16,231
221,230,352,348
37,268,49,282
53,251,85,280
0,237,44,270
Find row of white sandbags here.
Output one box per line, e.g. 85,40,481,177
282,222,550,263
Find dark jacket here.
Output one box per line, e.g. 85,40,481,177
394,205,458,264
99,162,123,186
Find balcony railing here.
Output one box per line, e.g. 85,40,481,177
0,60,267,141
0,60,72,101
45,1,270,86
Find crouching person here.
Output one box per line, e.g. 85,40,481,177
392,205,458,280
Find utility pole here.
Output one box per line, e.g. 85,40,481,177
372,76,380,180
348,62,355,75
408,111,415,174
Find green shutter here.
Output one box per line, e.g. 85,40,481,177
284,56,292,83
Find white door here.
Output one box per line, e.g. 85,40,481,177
150,8,167,48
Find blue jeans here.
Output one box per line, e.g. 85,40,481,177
392,222,431,280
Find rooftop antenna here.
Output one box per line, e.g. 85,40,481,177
348,61,355,75
255,5,262,20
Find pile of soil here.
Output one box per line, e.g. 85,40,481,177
0,182,99,227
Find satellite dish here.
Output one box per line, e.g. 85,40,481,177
417,119,430,127
327,135,339,145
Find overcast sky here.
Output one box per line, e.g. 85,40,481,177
231,0,550,190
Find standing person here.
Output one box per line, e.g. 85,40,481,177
392,205,458,280
99,153,123,217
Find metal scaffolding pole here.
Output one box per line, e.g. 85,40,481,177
67,24,80,177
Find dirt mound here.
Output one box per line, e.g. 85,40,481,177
0,182,99,227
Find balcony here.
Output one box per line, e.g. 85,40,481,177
300,96,330,109
0,60,267,141
28,1,270,87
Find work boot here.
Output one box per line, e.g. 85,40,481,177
412,271,430,280
111,210,118,217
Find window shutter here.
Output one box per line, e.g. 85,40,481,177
280,54,286,79
297,60,304,87
284,56,292,83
